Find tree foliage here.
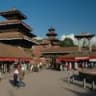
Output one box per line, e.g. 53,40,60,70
60,37,75,47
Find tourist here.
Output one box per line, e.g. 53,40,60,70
21,65,25,79
30,64,34,72
0,70,2,82
13,66,19,86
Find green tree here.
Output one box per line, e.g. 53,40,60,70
60,37,75,47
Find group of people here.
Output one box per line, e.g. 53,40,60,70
13,63,26,87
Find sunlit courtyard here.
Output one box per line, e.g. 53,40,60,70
0,69,96,96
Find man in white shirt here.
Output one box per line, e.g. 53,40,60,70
13,68,19,86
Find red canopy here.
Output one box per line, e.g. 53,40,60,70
0,57,32,62
58,57,78,62
90,56,96,59
58,56,89,62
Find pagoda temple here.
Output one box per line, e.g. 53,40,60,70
42,32,96,70
0,8,37,48
0,9,37,73
46,27,60,46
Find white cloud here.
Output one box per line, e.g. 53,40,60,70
34,36,43,40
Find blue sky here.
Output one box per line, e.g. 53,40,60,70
0,0,96,39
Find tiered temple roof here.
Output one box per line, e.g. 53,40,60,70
0,43,31,61
45,27,60,46
0,9,38,61
0,8,27,20
46,27,57,38
75,32,95,39
0,9,37,48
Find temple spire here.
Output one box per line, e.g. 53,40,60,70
46,26,57,40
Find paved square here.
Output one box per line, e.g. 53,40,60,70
0,70,96,96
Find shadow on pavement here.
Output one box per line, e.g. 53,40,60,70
9,80,26,88
63,87,96,96
9,80,16,87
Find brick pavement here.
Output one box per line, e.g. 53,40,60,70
0,69,96,96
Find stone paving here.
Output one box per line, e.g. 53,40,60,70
0,69,96,96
